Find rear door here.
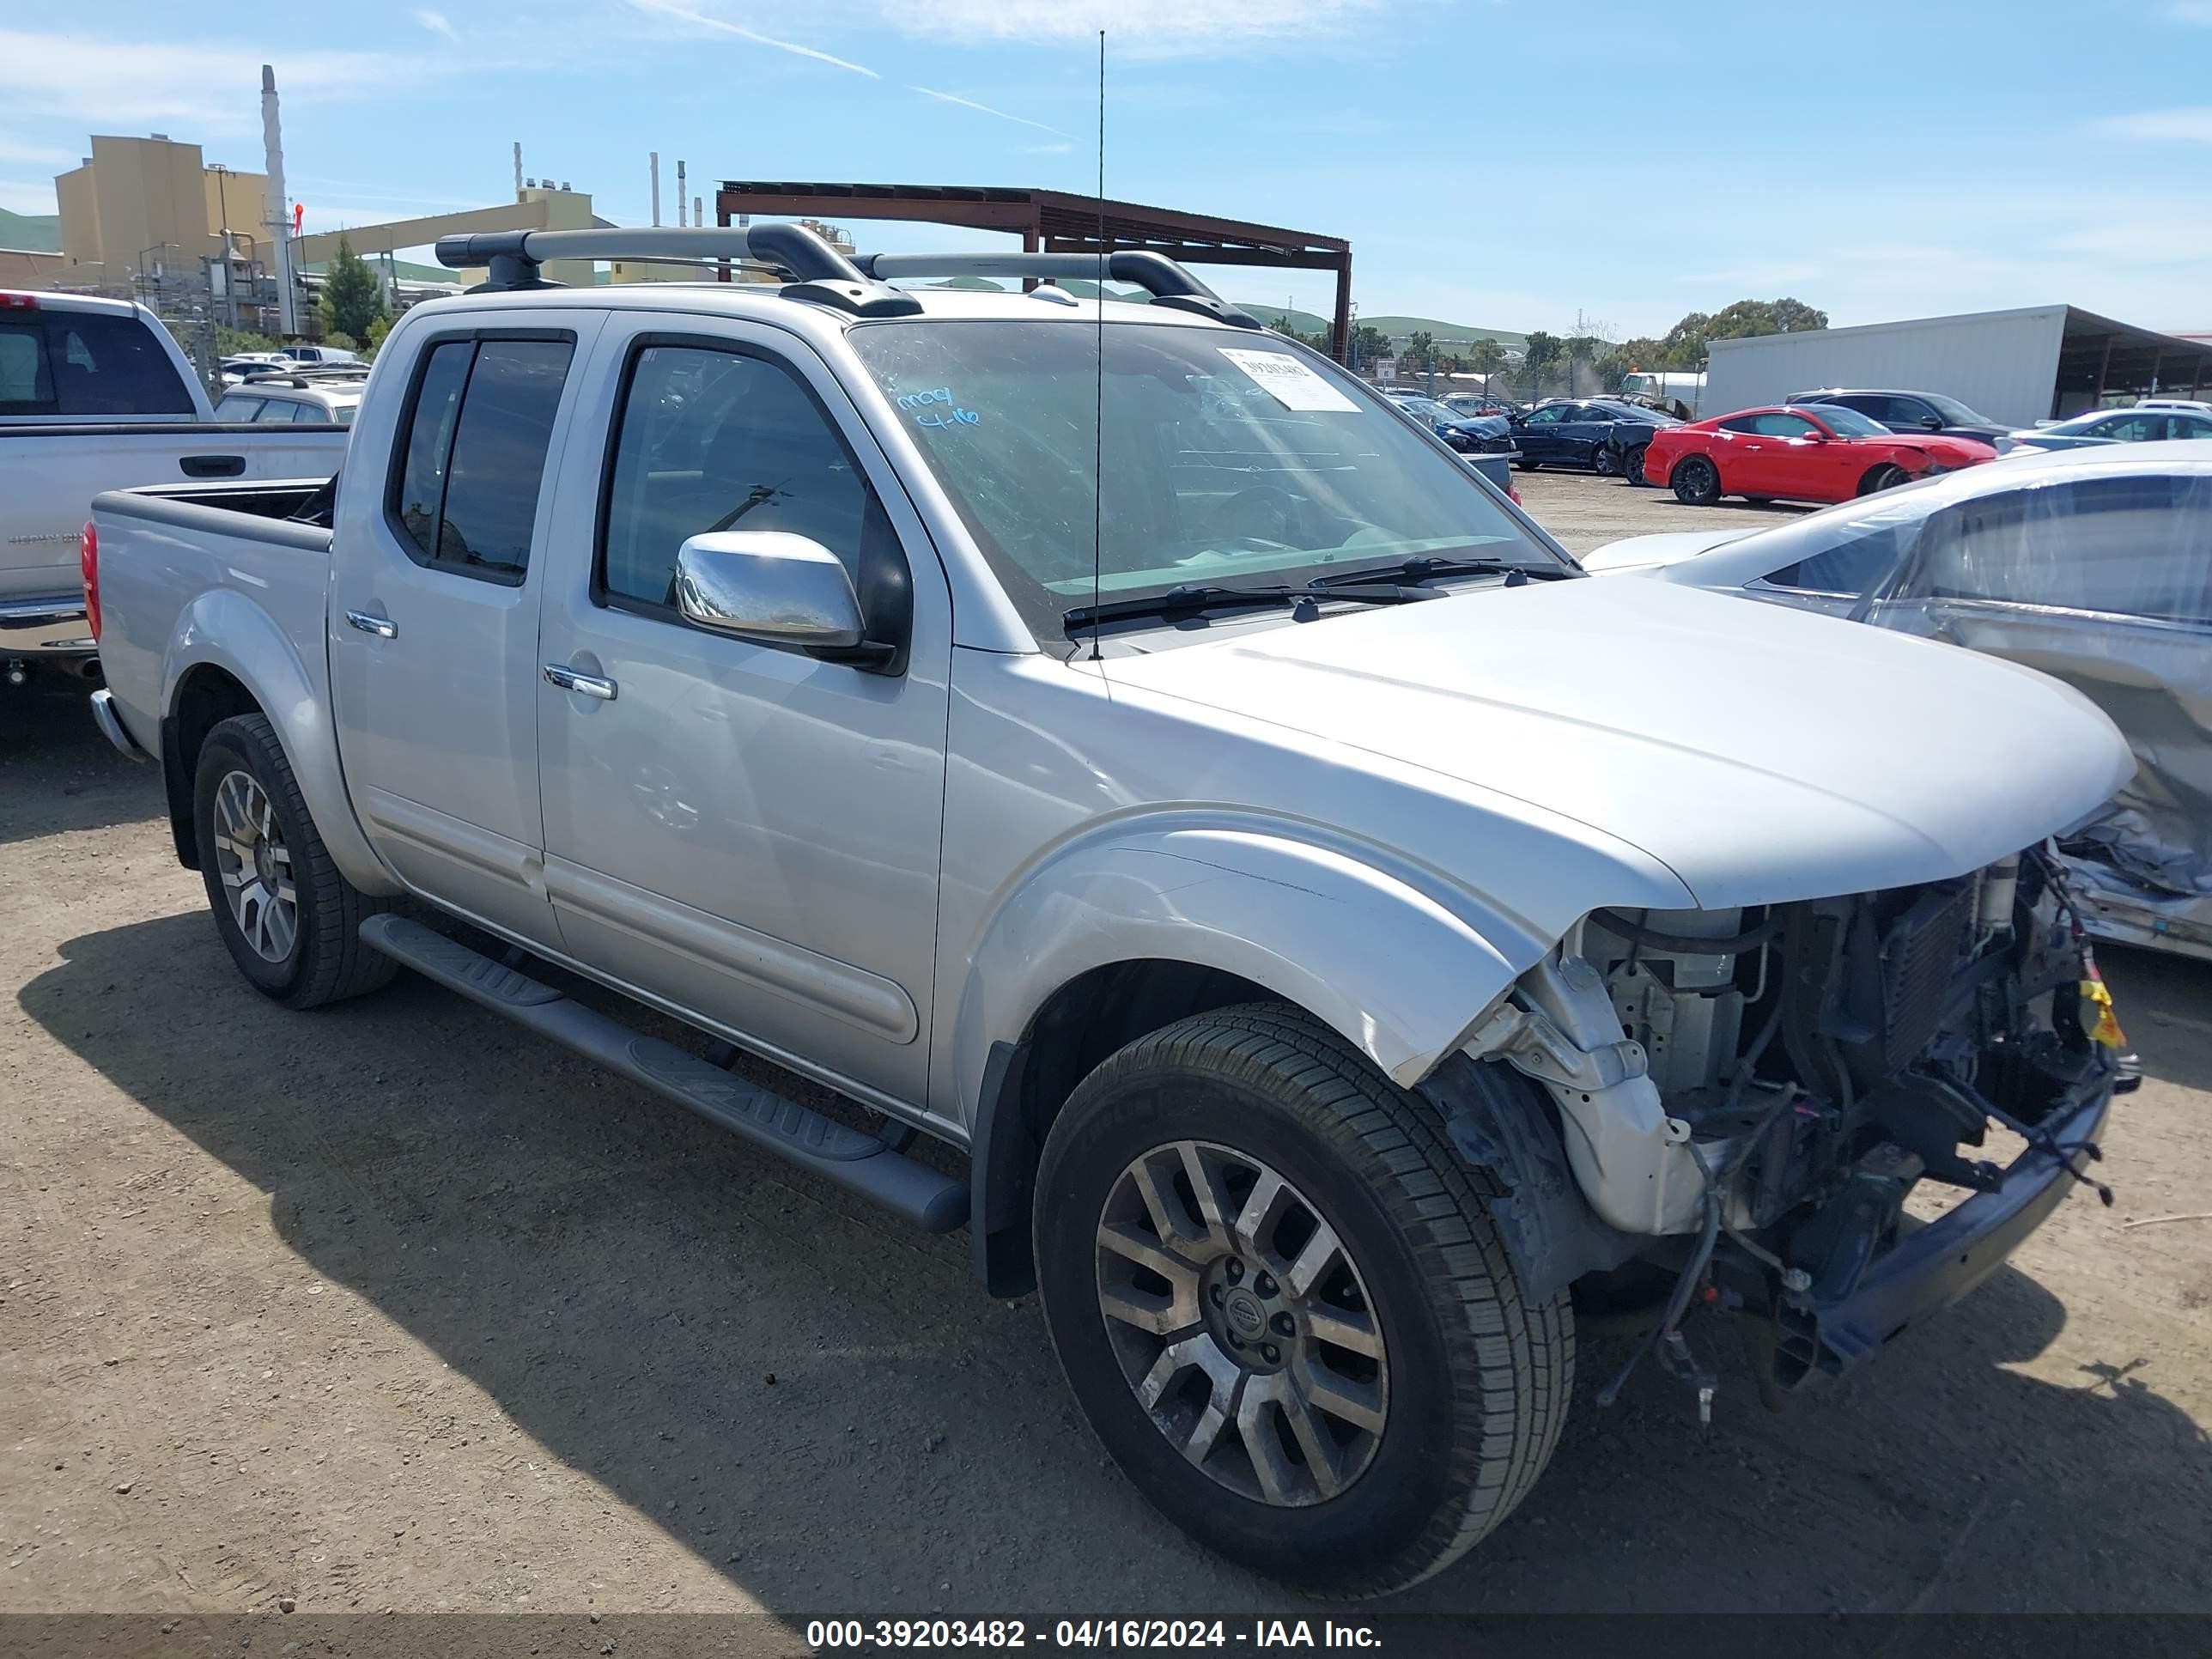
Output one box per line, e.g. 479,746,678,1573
328,315,605,947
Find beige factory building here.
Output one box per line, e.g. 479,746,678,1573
55,134,271,289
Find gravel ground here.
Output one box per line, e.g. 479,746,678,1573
4,516,2209,1636
1510,464,1804,557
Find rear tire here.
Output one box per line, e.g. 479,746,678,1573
1858,463,1909,495
194,713,398,1010
1623,447,1648,487
1592,446,1620,477
1671,454,1722,505
1032,1004,1572,1598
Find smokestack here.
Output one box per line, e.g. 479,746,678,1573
261,65,299,337
514,141,523,201
677,161,686,227
693,196,703,230
649,152,660,226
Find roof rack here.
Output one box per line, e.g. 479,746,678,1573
852,251,1261,330
433,224,921,318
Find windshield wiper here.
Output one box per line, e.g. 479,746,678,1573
1062,580,1440,634
1307,555,1575,588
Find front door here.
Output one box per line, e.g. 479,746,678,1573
329,316,603,947
533,321,951,1112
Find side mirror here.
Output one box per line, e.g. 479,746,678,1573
1920,415,1943,430
674,532,881,662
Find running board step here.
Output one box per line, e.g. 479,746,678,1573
359,915,968,1232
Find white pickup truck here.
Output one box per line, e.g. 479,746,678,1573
88,226,2134,1597
3,289,346,690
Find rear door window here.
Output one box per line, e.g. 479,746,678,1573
0,319,56,413
46,312,195,416
387,336,574,586
213,394,264,421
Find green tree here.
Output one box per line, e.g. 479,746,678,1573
1346,323,1391,370
319,234,386,349
1649,299,1828,369
1405,329,1437,387
1471,337,1502,380
364,312,396,362
1522,330,1564,397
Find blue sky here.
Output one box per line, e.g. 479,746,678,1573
2,1,2208,337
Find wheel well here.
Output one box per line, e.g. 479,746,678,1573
162,665,262,868
969,959,1284,1297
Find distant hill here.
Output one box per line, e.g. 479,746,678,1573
303,256,457,284
920,281,1529,351
0,208,62,252
1243,303,1528,355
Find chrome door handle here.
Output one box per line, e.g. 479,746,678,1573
544,663,617,701
345,609,398,639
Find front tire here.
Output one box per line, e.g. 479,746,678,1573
1592,446,1620,477
1858,463,1909,495
194,713,397,1009
1033,1005,1572,1598
1671,454,1722,505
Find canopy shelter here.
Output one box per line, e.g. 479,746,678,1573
714,180,1352,360
2053,307,2212,414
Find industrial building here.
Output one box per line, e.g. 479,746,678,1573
1704,306,2212,428
53,133,274,295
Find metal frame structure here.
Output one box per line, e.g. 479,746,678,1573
714,181,1352,360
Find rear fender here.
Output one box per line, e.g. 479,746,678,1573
161,590,398,896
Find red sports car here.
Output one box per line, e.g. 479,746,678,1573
1640,403,1998,507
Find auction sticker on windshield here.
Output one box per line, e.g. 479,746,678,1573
1218,349,1359,413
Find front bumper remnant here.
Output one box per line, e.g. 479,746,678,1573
1772,1079,2112,1387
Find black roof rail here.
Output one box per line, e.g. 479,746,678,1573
852,250,1261,330
433,225,921,318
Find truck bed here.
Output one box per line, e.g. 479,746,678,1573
90,479,337,762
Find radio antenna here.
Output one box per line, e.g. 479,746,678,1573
1089,28,1106,661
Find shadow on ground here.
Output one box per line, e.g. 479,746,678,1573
0,685,162,848
20,914,2211,1616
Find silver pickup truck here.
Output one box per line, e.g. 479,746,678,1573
89,226,2134,1597
3,289,346,690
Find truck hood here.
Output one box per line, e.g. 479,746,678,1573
1105,576,2135,909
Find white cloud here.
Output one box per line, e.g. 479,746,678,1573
0,178,60,216
2087,105,2212,143
0,30,434,131
1021,141,1073,155
624,0,879,76
910,85,1061,133
416,9,459,40
873,0,1379,57
0,137,78,169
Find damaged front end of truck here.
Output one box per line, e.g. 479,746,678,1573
1438,845,2127,1415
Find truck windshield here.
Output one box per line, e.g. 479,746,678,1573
848,320,1563,647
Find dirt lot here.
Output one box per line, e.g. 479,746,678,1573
4,474,2209,1634
1512,465,1805,556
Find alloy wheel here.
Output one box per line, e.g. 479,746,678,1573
1094,1139,1389,1507
211,769,298,963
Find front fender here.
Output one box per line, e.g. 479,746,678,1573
949,817,1559,1124
163,591,398,896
